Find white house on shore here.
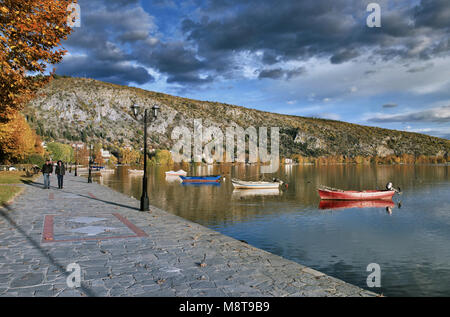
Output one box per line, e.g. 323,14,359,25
100,149,112,162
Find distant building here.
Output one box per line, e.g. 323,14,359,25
284,158,294,165
71,142,85,149
101,149,111,162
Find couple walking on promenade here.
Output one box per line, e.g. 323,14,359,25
42,159,66,189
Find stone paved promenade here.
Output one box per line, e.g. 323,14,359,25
0,174,377,297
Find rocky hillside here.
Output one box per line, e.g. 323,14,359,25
23,77,449,159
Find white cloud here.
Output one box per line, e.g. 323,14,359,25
368,106,450,123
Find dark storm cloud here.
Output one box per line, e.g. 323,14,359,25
258,67,306,80
258,68,285,80
414,0,450,29
382,103,399,108
133,41,213,84
60,0,450,86
369,106,450,123
330,50,360,64
182,0,450,69
57,56,154,85
56,0,156,86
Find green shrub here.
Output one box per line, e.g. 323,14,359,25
20,154,45,166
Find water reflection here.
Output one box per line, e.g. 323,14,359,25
232,188,282,199
181,182,221,187
318,199,396,210
93,164,450,296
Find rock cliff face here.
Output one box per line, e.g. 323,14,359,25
24,77,449,158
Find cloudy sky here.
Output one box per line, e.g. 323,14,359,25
56,0,450,139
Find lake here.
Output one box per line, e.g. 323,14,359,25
91,163,450,296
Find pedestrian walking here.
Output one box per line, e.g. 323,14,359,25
55,160,66,189
42,159,53,189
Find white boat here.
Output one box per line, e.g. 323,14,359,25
100,168,115,173
128,169,144,174
165,169,187,176
165,175,183,183
231,178,283,189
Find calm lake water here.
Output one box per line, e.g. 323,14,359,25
92,164,450,296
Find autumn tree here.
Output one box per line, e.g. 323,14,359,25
119,147,140,165
77,145,89,166
0,111,35,162
33,133,44,156
149,149,173,166
0,0,74,122
106,153,118,168
93,143,105,166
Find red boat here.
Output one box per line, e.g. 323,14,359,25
318,186,395,200
319,200,395,210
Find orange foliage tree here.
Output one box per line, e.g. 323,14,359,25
76,146,89,166
119,147,141,165
0,0,74,122
93,144,105,166
0,112,35,162
33,133,44,156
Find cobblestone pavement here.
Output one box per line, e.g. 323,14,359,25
0,174,377,297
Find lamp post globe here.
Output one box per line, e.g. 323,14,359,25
152,105,159,119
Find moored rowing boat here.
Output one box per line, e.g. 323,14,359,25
318,186,395,200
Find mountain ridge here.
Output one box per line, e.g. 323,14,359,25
23,77,449,161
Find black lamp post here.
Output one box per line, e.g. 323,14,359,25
74,145,78,176
88,143,93,183
131,104,159,211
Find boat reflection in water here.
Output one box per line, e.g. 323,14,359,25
181,182,221,187
232,188,282,199
319,199,395,210
165,175,182,183
128,169,144,177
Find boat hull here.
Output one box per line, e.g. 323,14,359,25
179,175,221,183
318,188,395,200
231,180,280,189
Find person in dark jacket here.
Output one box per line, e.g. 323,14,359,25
55,160,66,189
42,159,53,189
